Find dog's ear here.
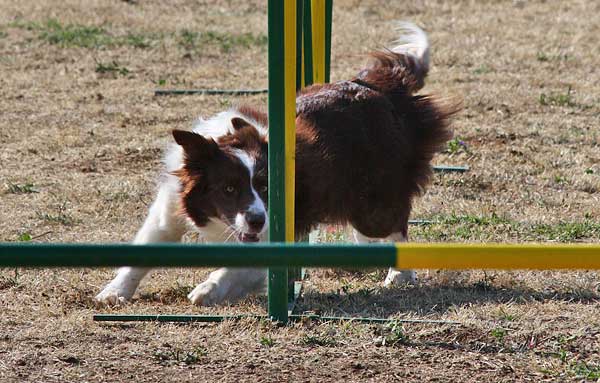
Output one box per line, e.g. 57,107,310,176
231,117,254,132
172,130,219,160
229,117,263,149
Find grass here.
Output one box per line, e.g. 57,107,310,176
446,137,469,155
473,64,492,75
153,345,207,365
497,308,516,322
39,19,111,48
35,203,76,226
381,322,409,346
11,19,267,52
18,233,32,241
412,213,600,242
539,86,577,107
5,182,38,194
0,268,19,290
2,1,600,382
11,19,157,49
490,327,507,342
259,335,275,347
571,362,600,380
178,29,268,53
536,51,569,62
530,222,600,242
95,60,129,76
554,175,567,184
122,32,153,49
299,333,338,347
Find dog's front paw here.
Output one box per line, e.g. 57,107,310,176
95,286,133,306
188,281,225,306
384,269,417,287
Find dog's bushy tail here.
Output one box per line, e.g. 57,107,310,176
356,22,458,195
356,22,430,94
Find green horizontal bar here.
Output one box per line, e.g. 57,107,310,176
154,88,268,96
433,165,470,173
0,243,396,268
408,219,433,225
93,313,460,325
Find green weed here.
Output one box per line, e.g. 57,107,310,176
153,345,207,365
490,327,507,342
299,334,337,347
446,137,469,154
473,64,492,75
36,203,76,226
536,51,549,62
259,336,275,347
18,233,32,241
40,19,110,48
554,175,567,184
123,32,152,49
498,308,516,322
12,19,156,49
6,182,38,194
571,362,600,380
539,86,576,107
384,322,409,346
95,61,130,76
530,221,600,242
412,213,600,242
536,51,569,62
178,29,267,52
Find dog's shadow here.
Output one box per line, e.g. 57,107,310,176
295,279,599,318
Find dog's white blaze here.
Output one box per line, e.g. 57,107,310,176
232,149,267,234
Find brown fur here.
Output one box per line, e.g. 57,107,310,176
292,50,457,238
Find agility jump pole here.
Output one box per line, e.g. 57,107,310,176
267,0,298,322
2,243,600,270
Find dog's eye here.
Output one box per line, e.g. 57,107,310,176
259,185,268,193
224,185,236,195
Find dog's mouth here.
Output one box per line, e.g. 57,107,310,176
239,233,260,243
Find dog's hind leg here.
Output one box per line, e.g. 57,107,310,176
95,183,186,305
352,229,416,286
382,232,416,286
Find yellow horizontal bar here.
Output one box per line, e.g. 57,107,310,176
395,243,600,270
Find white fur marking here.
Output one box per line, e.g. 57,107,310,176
95,183,186,304
188,268,267,306
232,149,267,235
391,22,430,75
352,229,416,286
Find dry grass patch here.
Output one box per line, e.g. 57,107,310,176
1,0,600,382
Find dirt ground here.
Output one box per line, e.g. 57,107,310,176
1,0,600,382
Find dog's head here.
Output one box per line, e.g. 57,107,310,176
172,117,268,242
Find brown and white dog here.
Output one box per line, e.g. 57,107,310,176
96,23,456,306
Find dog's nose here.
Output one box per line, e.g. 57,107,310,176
246,212,266,232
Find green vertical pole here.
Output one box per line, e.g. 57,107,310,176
325,0,333,83
289,0,304,303
268,0,295,323
302,0,313,86
296,0,304,91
